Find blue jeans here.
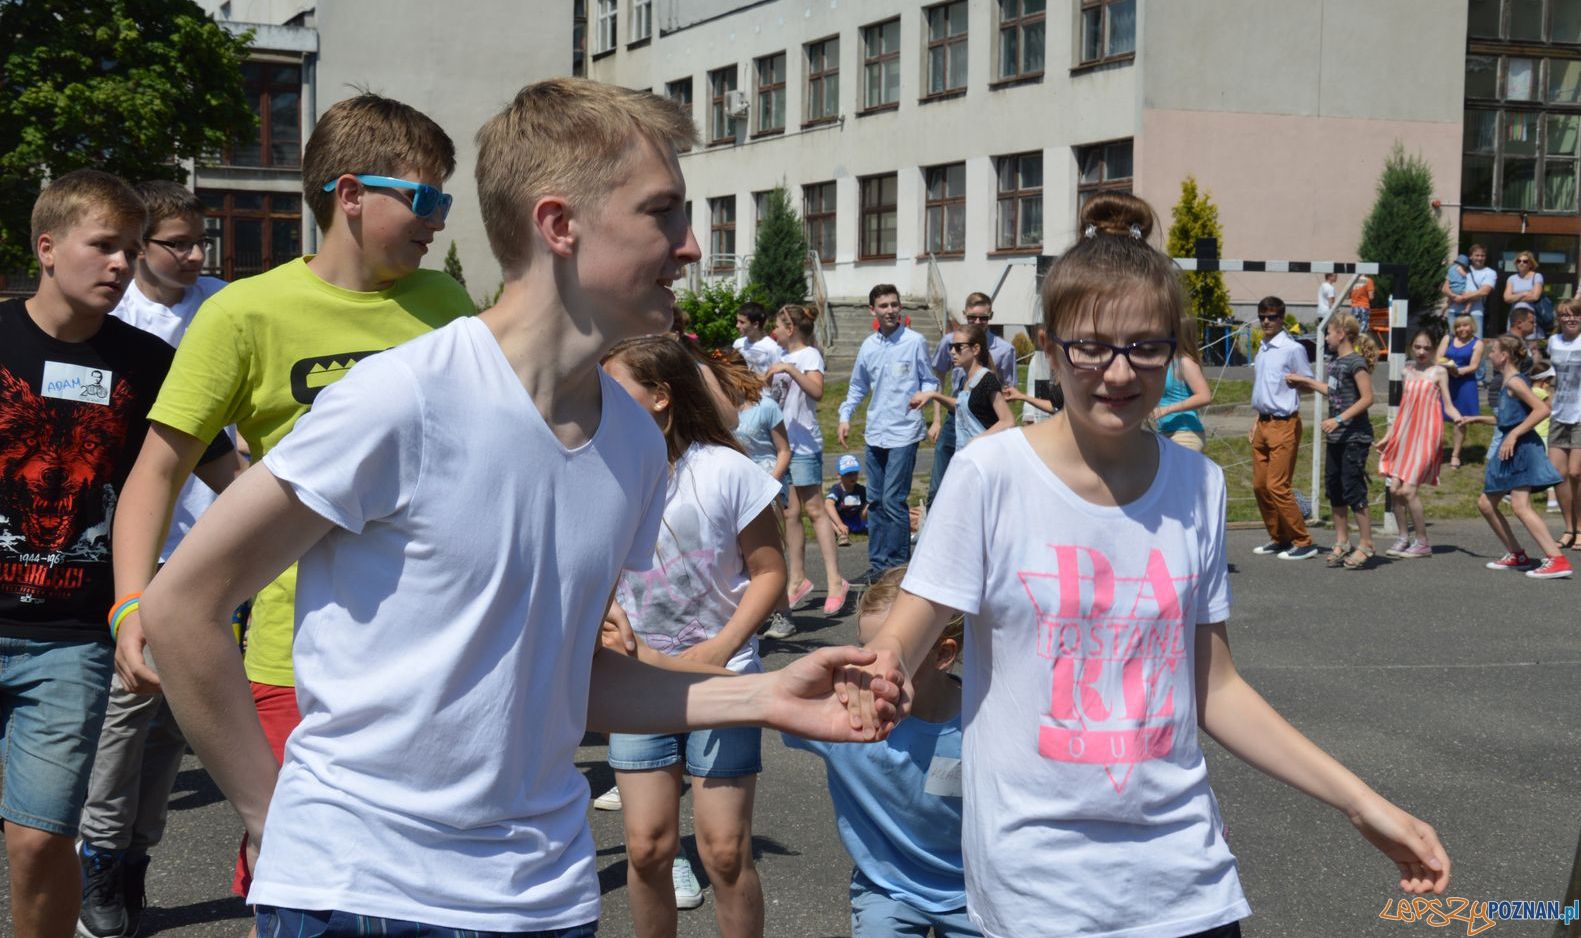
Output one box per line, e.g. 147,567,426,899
925,411,958,508
256,907,597,938
849,869,978,937
0,637,114,835
865,441,919,572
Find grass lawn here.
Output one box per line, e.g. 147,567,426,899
817,378,1502,526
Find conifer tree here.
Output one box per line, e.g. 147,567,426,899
748,186,808,311
443,242,466,288
1166,176,1232,338
1358,143,1451,311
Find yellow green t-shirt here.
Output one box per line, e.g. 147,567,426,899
148,256,472,685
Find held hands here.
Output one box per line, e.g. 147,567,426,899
768,646,906,742
1347,794,1452,894
113,611,162,695
833,645,912,741
908,391,931,411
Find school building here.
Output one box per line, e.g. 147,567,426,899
172,1,1578,332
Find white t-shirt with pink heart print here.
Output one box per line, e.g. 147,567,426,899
903,430,1249,938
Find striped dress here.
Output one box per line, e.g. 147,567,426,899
1378,369,1445,485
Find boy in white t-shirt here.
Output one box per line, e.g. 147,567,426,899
138,78,902,937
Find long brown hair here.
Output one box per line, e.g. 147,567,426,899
955,323,993,370
1042,193,1182,345
603,334,744,463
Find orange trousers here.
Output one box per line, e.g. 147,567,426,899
1251,416,1312,547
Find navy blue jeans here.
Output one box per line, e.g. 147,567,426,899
925,411,958,508
865,442,919,572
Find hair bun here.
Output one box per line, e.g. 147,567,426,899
1079,192,1155,241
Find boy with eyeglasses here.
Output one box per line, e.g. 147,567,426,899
77,181,237,938
108,93,470,907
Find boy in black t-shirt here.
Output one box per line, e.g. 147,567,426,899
0,170,234,938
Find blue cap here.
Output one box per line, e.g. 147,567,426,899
837,454,860,475
1454,253,1470,267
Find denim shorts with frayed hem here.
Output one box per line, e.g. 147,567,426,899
608,725,761,777
0,637,113,836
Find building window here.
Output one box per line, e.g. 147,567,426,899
805,37,840,124
862,18,901,111
860,173,898,259
198,190,302,281
573,0,587,75
1075,139,1133,216
594,0,616,54
804,181,837,262
1079,0,1135,66
1463,51,1581,212
708,66,738,144
1469,0,1581,43
994,152,1042,251
755,52,786,134
924,163,966,255
997,0,1045,80
710,196,737,271
665,78,693,151
753,190,771,232
925,2,969,97
225,60,302,168
630,0,651,43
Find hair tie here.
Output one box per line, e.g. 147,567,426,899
1128,223,1143,240
1083,224,1097,239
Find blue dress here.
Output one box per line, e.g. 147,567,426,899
1443,338,1480,417
1484,376,1562,493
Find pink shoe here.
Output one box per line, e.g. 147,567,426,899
822,580,850,615
787,578,814,608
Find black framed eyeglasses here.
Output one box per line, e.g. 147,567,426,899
964,314,991,323
146,237,212,257
1052,337,1177,372
1256,313,1283,321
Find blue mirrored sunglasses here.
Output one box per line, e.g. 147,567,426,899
323,174,452,221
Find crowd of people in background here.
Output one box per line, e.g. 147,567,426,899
21,70,1581,938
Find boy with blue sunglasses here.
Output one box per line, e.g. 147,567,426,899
108,92,472,905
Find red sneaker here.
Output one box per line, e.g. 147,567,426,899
1485,552,1531,570
1525,555,1574,579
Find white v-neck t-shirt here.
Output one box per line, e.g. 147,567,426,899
904,430,1247,938
256,316,669,930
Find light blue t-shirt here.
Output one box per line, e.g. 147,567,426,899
734,397,785,462
782,710,967,913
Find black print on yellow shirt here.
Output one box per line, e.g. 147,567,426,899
290,350,383,405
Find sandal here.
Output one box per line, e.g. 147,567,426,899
1559,531,1578,550
1325,543,1351,567
1448,457,1462,469
1343,546,1376,570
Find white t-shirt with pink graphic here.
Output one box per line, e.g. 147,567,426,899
904,430,1249,938
618,442,781,674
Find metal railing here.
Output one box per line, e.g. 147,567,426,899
925,253,948,335
807,250,836,348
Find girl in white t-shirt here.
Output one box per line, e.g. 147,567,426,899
1546,299,1581,550
601,334,788,938
840,194,1451,938
766,304,850,617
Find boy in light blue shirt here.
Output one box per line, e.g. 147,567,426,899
783,567,979,937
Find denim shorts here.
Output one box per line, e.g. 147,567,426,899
607,726,761,777
256,906,596,938
788,449,824,488
0,637,114,835
848,869,977,937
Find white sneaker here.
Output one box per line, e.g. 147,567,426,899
673,856,704,909
592,785,621,811
763,612,795,639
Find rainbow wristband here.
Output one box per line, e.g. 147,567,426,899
108,594,142,641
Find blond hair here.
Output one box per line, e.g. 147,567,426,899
303,94,456,232
30,169,145,252
778,303,821,347
858,567,965,647
1042,193,1183,344
475,77,697,275
1327,312,1378,370
1452,313,1476,333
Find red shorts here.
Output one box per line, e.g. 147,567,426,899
231,681,300,898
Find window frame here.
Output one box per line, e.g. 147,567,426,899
861,18,903,113
923,162,967,256
1463,32,1581,213
629,0,652,44
923,1,970,100
995,0,1046,83
221,59,303,169
197,189,302,281
805,36,841,126
665,77,694,152
1077,0,1135,70
710,195,738,272
754,51,787,136
708,65,739,145
994,151,1044,253
1074,138,1134,219
859,173,899,260
804,181,838,262
594,0,617,55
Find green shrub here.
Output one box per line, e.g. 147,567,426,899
748,186,808,310
675,279,767,349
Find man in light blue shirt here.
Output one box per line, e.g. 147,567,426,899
925,292,1017,508
1249,295,1316,559
839,284,938,579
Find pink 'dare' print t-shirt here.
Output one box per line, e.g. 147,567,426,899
903,430,1248,938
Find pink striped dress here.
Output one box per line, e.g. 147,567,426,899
1378,370,1445,485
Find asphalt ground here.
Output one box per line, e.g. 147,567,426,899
4,518,1577,937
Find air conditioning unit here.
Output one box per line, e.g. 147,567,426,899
725,89,750,118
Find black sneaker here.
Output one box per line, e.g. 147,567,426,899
122,852,150,937
78,847,128,938
1251,541,1291,555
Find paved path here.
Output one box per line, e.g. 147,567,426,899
8,519,1577,937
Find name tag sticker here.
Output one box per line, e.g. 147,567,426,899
891,361,910,378
41,362,112,406
924,755,962,797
